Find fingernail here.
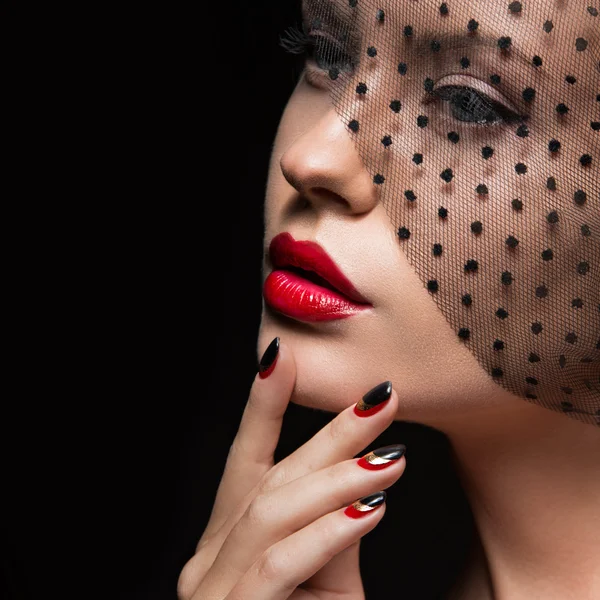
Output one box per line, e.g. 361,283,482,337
354,381,392,417
258,337,280,379
357,444,406,470
344,491,386,519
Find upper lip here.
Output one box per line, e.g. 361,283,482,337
268,232,370,304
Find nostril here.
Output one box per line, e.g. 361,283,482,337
308,186,348,206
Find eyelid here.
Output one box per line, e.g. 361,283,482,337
433,74,521,114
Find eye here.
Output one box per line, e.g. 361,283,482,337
279,23,355,82
433,85,524,125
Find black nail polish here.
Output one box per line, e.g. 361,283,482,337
355,381,392,415
358,444,406,470
344,491,387,518
259,337,280,379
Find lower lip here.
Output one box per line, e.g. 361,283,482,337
263,270,370,322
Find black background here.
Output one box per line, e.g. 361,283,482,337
2,2,476,598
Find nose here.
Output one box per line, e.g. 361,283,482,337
279,108,380,216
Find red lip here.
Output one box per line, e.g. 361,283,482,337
263,232,371,322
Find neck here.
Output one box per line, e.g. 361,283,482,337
441,400,600,600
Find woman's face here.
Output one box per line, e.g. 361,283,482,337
258,0,598,428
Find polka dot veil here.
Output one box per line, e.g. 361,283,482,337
286,0,599,425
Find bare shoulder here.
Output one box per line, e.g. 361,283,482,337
446,532,494,600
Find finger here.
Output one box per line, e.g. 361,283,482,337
205,337,296,536
260,382,399,493
223,492,387,600
200,445,405,595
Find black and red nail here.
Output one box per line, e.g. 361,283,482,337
258,337,280,379
357,444,406,470
344,491,386,519
354,381,392,417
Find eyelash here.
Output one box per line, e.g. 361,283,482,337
279,24,524,126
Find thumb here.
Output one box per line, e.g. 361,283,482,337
303,539,365,597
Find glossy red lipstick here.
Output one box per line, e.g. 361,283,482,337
263,232,371,322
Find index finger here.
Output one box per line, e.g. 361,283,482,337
204,337,296,535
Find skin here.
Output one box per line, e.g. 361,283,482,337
179,2,599,598
256,2,600,598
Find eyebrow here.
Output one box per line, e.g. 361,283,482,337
301,0,533,68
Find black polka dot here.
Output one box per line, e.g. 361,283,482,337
424,78,435,92
405,190,416,201
547,210,559,223
438,206,448,218
541,248,554,261
532,55,543,67
356,82,368,94
465,259,479,272
559,355,566,368
575,38,588,51
522,87,536,102
417,115,429,128
581,224,591,236
512,198,524,210
458,327,471,340
471,221,483,234
433,243,443,256
381,135,392,147
526,376,538,385
591,121,600,130
431,40,441,52
565,332,578,344
349,0,357,6
580,154,592,166
398,62,408,75
572,298,584,309
376,9,385,21
528,352,540,362
556,103,569,114
516,124,529,137
440,3,449,15
412,153,423,165
404,25,414,37
498,36,512,49
482,146,494,159
367,46,377,57
494,339,505,350
490,74,501,85
398,227,410,239
577,261,589,275
515,163,527,174
462,293,472,306
496,307,509,319
492,367,504,377
440,168,454,182
574,190,587,205
532,322,543,334
427,280,439,293
547,177,557,190
548,139,561,152
476,184,488,195
390,100,402,113
506,235,519,248
543,20,553,33
448,131,460,143
508,1,522,13
588,7,599,16
460,57,470,69
536,285,548,298
348,119,360,132
565,75,577,84
373,174,385,184
467,19,479,32
501,271,513,285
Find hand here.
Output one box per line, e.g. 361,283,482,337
178,337,406,600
